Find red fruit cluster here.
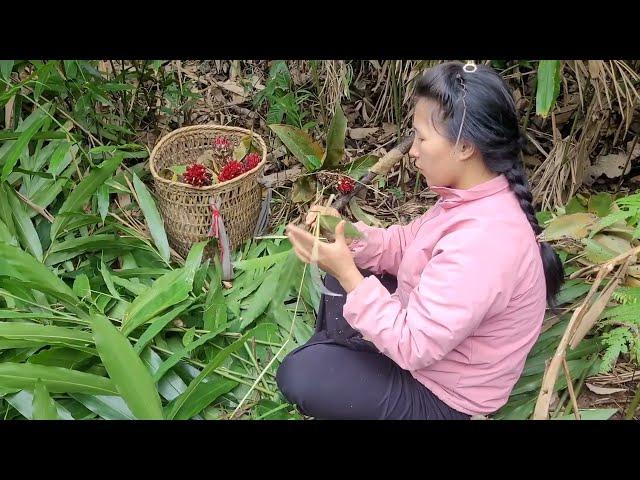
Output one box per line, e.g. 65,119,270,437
243,152,261,173
183,163,212,187
336,176,355,194
218,160,245,182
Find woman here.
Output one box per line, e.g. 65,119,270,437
277,61,564,420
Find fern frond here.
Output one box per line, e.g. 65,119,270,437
599,327,633,373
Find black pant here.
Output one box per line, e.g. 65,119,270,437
275,270,470,420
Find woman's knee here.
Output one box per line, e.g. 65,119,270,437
275,343,338,411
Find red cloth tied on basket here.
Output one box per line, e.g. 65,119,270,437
207,198,233,280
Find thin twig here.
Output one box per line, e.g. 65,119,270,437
562,358,581,420
231,262,309,419
13,188,55,222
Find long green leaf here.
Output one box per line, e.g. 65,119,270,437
153,327,226,383
0,185,16,237
97,184,109,222
133,172,170,263
238,262,284,330
340,154,379,181
3,183,43,261
121,268,191,336
110,275,148,296
536,60,562,119
73,274,91,299
166,323,270,419
0,322,93,347
233,251,289,271
50,154,124,242
0,310,63,320
0,217,18,246
99,260,122,301
319,215,363,239
171,378,237,420
269,124,324,171
28,177,69,217
321,104,347,169
33,379,59,420
90,314,163,420
133,300,193,354
70,393,135,420
6,389,73,420
1,114,47,181
0,242,79,308
28,347,95,368
204,280,227,332
0,107,49,162
0,60,14,80
0,362,116,395
183,241,207,285
112,267,172,278
0,339,46,349
45,235,142,266
140,347,189,403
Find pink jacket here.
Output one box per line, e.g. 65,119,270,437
343,174,547,415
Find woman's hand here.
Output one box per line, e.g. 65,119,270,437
286,220,364,293
304,204,353,245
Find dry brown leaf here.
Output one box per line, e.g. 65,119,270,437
584,153,631,186
523,154,542,168
592,233,633,257
348,127,379,140
626,265,640,279
5,95,15,128
627,140,640,158
541,213,599,241
588,60,604,79
585,383,627,395
220,81,245,95
196,151,215,170
624,276,640,287
382,122,397,135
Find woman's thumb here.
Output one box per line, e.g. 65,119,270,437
335,220,347,245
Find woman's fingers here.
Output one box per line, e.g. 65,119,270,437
305,210,317,227
292,244,311,264
286,223,315,249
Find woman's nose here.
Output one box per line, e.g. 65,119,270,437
408,140,419,159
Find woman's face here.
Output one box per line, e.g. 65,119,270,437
409,98,463,188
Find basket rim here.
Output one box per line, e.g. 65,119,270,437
149,124,268,191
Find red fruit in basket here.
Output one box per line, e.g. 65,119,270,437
336,176,355,194
213,136,233,155
243,152,261,172
217,160,245,182
183,163,212,187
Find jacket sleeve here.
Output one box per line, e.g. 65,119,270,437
342,227,513,371
347,217,423,277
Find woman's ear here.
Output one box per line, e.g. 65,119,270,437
456,141,476,162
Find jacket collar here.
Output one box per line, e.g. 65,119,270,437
429,174,510,208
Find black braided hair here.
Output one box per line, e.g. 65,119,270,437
414,62,564,306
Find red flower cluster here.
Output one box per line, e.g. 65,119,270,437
183,163,212,187
336,176,355,194
218,160,245,182
213,136,233,155
243,152,261,172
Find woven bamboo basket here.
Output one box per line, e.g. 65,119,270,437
149,124,268,259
